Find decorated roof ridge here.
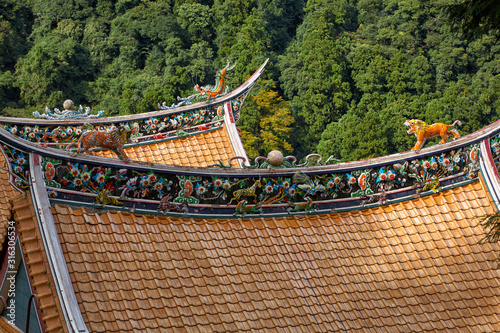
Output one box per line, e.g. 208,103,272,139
34,118,225,149
0,115,498,218
33,99,104,120
0,58,268,127
0,63,259,147
158,59,238,110
2,118,499,175
0,125,485,217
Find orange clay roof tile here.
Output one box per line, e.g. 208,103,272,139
0,151,23,252
11,195,66,333
47,181,500,332
0,318,23,333
95,125,242,167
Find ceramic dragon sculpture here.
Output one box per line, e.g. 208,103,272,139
194,60,236,99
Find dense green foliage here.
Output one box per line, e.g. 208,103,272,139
447,0,500,41
1,0,500,161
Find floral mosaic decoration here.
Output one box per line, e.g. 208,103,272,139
1,104,224,146
42,156,177,202
1,145,29,190
179,143,481,209
39,141,481,213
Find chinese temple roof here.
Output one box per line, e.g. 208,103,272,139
1,59,500,332
49,181,500,332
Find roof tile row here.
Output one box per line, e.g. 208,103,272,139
0,149,22,251
49,181,500,332
94,125,240,167
12,195,66,333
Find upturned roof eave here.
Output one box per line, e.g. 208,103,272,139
0,59,269,127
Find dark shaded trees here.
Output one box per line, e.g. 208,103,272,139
279,0,355,156
447,0,500,40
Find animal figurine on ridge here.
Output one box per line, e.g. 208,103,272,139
67,124,137,161
228,179,262,205
194,61,236,99
233,200,262,217
404,119,461,152
95,188,123,207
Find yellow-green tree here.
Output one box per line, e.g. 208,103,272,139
239,86,294,158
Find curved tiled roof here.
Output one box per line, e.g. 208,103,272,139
51,180,500,332
0,58,499,332
93,124,241,167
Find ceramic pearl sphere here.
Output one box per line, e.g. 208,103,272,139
63,99,75,110
267,150,284,166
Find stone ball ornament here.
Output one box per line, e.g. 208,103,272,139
267,150,284,166
63,99,75,110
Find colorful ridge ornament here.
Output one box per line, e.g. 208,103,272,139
405,119,461,151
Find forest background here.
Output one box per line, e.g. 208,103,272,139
0,0,499,162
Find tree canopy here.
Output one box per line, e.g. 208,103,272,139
1,0,500,161
447,0,500,41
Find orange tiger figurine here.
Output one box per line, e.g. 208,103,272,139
404,119,461,152
67,126,134,161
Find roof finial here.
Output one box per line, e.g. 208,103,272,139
267,150,284,167
63,99,75,111
33,99,104,120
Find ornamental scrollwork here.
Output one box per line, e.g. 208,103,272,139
33,101,104,120
2,104,224,147
37,141,481,215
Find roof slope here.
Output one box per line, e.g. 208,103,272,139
11,195,67,333
0,148,23,251
51,180,500,332
93,125,240,167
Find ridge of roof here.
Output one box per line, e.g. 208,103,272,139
0,118,496,218
0,60,268,167
27,157,89,332
0,59,268,127
3,118,499,176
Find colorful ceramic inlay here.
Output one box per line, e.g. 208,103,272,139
1,144,29,190
33,140,481,215
1,105,223,146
